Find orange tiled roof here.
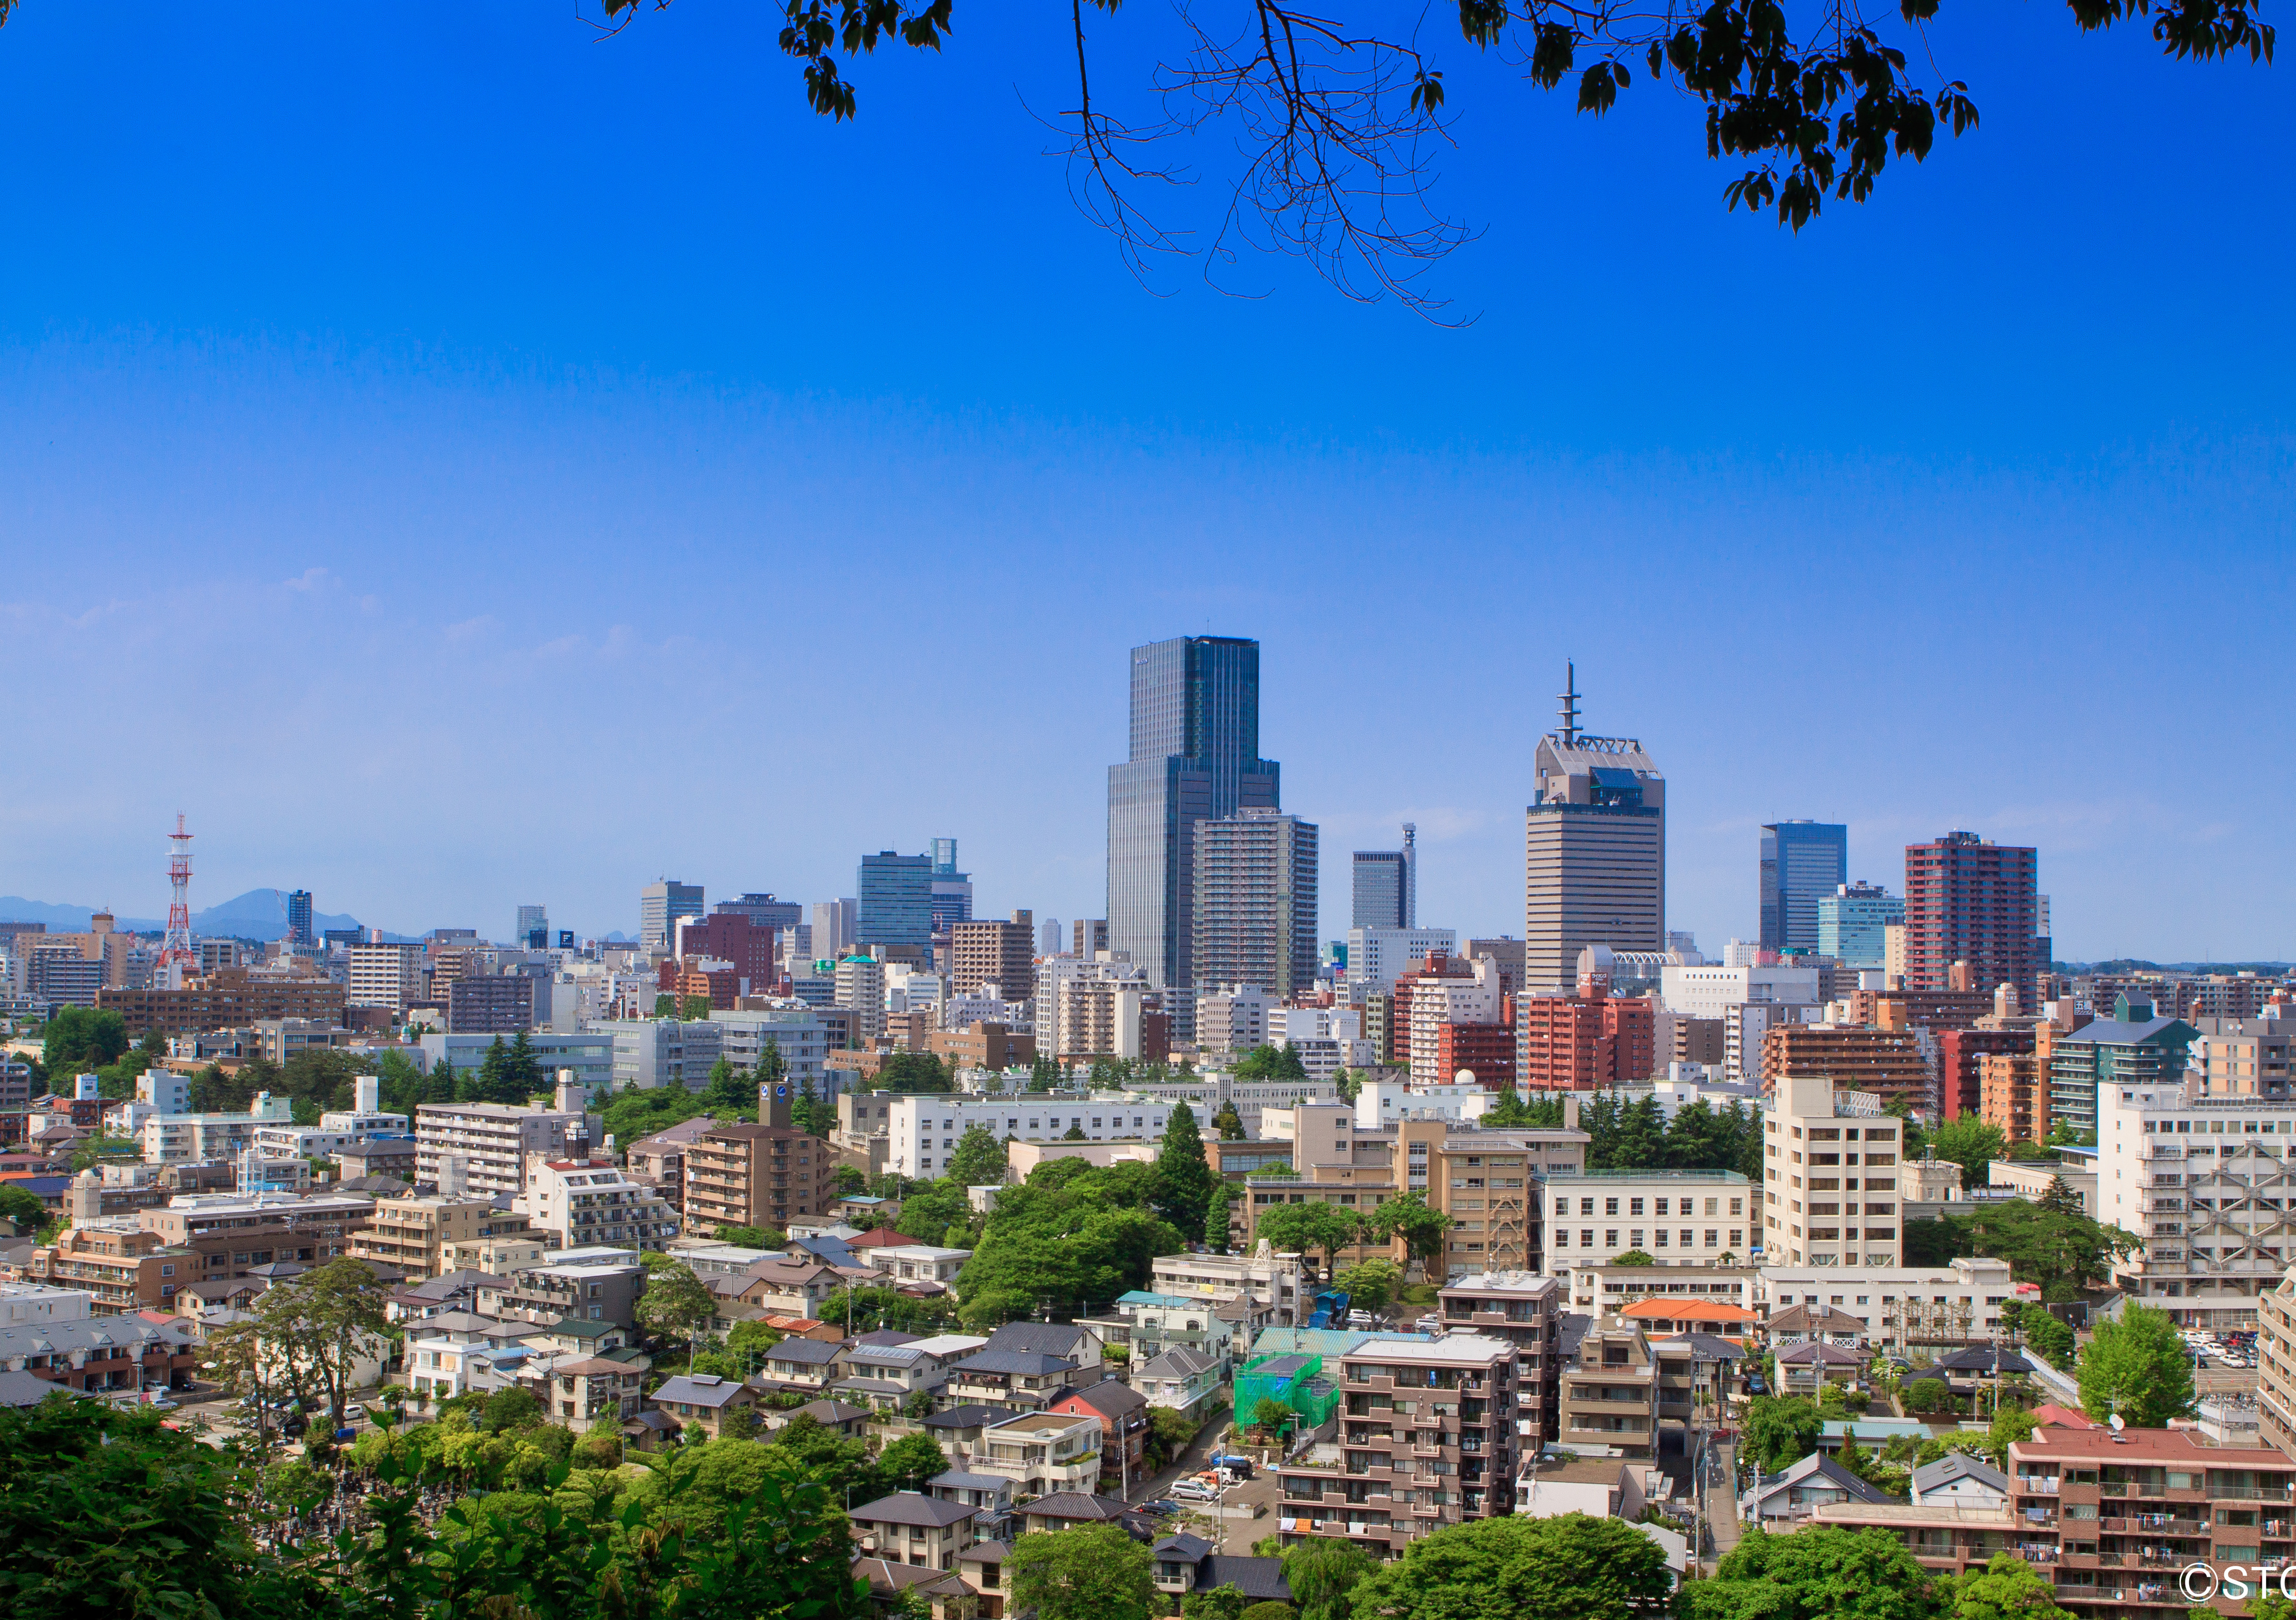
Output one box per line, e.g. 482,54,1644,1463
1621,1299,1757,1324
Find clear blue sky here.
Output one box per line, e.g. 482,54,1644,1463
2,3,2290,960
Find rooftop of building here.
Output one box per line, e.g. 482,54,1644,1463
1442,1271,1561,1297
1544,1167,1751,1184
850,1491,978,1527
1339,1332,1515,1366
2008,1429,2294,1465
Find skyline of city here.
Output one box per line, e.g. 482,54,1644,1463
1,630,2281,968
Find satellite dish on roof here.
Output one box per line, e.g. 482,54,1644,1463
2109,1413,2125,1432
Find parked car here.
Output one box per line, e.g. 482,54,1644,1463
341,1402,366,1420
1171,1480,1219,1502
1141,1500,1181,1517
1746,1374,1768,1396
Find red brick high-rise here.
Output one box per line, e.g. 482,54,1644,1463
1935,1027,2035,1120
668,913,777,996
1902,832,2040,1002
1518,993,1653,1091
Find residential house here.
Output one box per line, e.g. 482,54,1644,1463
1149,1534,1291,1603
760,1397,869,1438
762,1336,844,1391
0,1315,196,1393
1049,1378,1151,1496
852,1557,976,1620
834,1340,950,1413
946,1350,1079,1414
1910,1451,2012,1508
651,1372,761,1439
1763,1303,1869,1349
979,1411,1104,1497
921,1403,1005,1465
1744,1451,1896,1522
929,1468,1015,1519
849,1493,979,1572
1014,1491,1143,1536
1134,1347,1224,1421
526,1355,645,1424
864,1245,970,1288
1773,1341,1866,1394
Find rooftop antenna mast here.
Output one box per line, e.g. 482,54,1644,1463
159,814,196,984
1556,662,1581,746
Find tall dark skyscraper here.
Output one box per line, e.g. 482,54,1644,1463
285,889,314,947
1759,821,1849,954
1351,824,1416,930
1107,637,1281,1023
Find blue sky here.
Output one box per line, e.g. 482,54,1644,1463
2,3,2290,959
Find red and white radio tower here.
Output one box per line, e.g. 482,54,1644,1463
159,814,196,976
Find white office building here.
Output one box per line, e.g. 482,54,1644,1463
415,1100,600,1197
2099,1076,2296,1330
888,1093,1178,1178
348,941,428,1011
1659,962,1821,1019
592,1018,724,1094
708,1010,835,1095
1355,1079,1494,1130
1196,984,1276,1055
141,1093,296,1165
1545,1169,1757,1266
1343,927,1458,993
834,957,887,1044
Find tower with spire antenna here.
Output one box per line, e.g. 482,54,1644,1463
1523,665,1666,994
158,814,196,987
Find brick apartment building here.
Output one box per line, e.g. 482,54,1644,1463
98,969,348,1036
1761,1024,1932,1112
952,912,1037,1002
670,912,778,997
685,1123,837,1235
1438,1271,1561,1453
1517,992,1654,1091
1274,1332,1519,1557
447,974,535,1035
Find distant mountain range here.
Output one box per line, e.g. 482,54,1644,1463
0,889,363,943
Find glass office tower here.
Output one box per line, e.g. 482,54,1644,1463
1760,820,1849,954
1107,637,1281,1030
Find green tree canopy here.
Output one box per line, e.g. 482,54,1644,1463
894,1177,972,1242
874,1052,953,1093
1255,1201,1362,1283
1349,1512,1672,1620
1946,1552,2069,1619
1364,1189,1450,1278
1212,1100,1246,1139
1682,1524,1942,1620
1902,1200,2141,1301
956,1163,1181,1325
481,1385,543,1432
946,1123,1013,1187
1009,1522,1156,1620
876,1431,950,1495
1333,1257,1402,1316
2023,1310,2075,1370
1744,1395,1825,1475
1929,1117,2009,1190
1233,1044,1309,1081
0,1182,45,1232
634,1254,719,1370
1278,1537,1375,1620
2078,1302,2196,1429
1154,1101,1219,1237
39,1006,130,1077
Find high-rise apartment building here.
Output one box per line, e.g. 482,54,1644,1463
640,881,704,956
285,890,314,948
1192,808,1319,1001
685,1123,836,1234
833,954,887,1044
1816,881,1902,968
1522,667,1665,992
348,941,428,1011
1758,1074,1907,1269
857,852,934,951
1900,832,2039,1001
1344,926,1458,992
1758,821,1847,954
1350,824,1416,930
1071,918,1108,957
952,911,1037,1001
1107,636,1282,1035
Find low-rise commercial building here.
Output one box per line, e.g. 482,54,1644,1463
1756,1255,2016,1351
348,1196,543,1282
1545,1169,1754,1267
